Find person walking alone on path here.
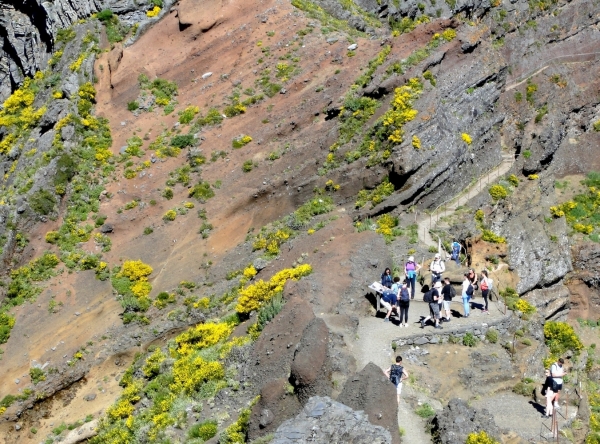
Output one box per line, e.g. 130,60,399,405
480,270,493,314
381,267,393,289
462,272,473,317
550,358,566,409
398,280,410,328
404,256,421,300
430,253,445,285
384,356,409,404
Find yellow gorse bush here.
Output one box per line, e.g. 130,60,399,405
173,322,233,357
121,260,153,281
147,6,161,17
462,133,472,145
236,264,312,314
466,431,500,444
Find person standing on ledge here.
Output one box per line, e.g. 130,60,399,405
404,256,421,300
430,253,445,285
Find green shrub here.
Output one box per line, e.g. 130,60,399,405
513,378,535,397
29,189,57,215
415,403,435,418
485,329,498,343
97,9,114,21
179,105,199,124
189,420,218,440
463,332,478,347
189,181,215,202
507,174,519,187
242,160,254,172
29,367,46,384
170,134,195,148
162,187,173,200
196,108,223,127
127,101,139,111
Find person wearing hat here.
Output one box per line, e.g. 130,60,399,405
420,281,443,330
404,256,421,300
429,253,445,285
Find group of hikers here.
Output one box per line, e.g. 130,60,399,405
378,244,493,329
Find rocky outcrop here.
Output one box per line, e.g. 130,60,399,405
432,398,501,444
523,283,570,320
338,362,400,444
290,318,332,404
271,396,392,444
0,0,172,101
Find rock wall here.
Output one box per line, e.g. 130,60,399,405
0,0,171,102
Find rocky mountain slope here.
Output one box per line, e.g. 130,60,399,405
0,0,599,442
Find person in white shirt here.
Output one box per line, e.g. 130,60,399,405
550,358,565,407
429,253,445,285
461,272,473,317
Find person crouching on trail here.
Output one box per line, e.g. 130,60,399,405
430,253,445,285
381,278,399,323
384,356,409,404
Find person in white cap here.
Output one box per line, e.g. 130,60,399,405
404,256,421,300
420,281,443,329
429,253,445,285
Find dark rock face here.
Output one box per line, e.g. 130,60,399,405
338,362,400,444
0,0,174,101
290,318,332,404
432,398,501,444
271,396,392,444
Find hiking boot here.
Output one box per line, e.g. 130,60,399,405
420,319,425,329
435,325,443,329
445,318,451,322
384,317,390,323
398,324,403,328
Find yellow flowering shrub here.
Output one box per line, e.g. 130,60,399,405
514,299,536,314
173,322,233,356
243,265,257,279
308,228,315,234
52,91,63,99
171,356,224,394
107,399,134,420
489,184,508,200
528,174,539,180
143,348,166,378
412,135,421,149
462,133,472,145
193,297,210,309
121,260,153,281
146,6,161,17
219,336,251,359
442,28,457,41
163,209,176,221
70,52,87,72
183,202,195,209
236,264,312,314
131,281,152,298
466,431,499,444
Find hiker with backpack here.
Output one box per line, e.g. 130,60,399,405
381,267,393,289
398,280,410,328
480,270,493,314
420,282,443,329
451,240,461,265
404,256,421,300
462,272,474,317
430,253,445,285
384,356,409,404
440,277,455,322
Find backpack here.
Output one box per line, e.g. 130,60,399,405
447,285,456,299
480,279,489,291
423,289,434,303
400,288,410,302
466,284,474,296
390,364,403,386
487,278,493,290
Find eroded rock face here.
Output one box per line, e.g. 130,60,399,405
523,283,570,320
271,396,392,444
0,0,171,101
432,398,501,444
290,318,332,404
338,362,400,444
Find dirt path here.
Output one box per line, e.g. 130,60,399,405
398,392,432,444
417,153,515,247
